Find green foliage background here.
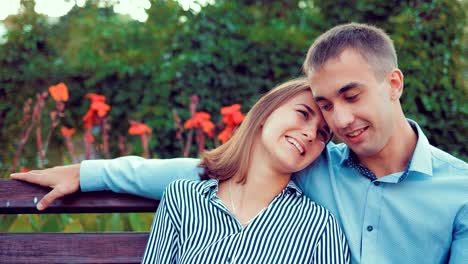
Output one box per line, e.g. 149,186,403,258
0,0,466,232
1,0,466,167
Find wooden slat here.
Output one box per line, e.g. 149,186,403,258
0,179,158,214
0,232,149,264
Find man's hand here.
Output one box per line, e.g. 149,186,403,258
10,164,81,210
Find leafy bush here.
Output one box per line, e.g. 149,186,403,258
1,0,466,173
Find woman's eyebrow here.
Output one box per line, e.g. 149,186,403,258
296,104,316,116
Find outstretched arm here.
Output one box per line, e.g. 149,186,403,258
11,156,201,210
80,156,201,198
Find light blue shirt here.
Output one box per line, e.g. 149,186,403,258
81,120,468,264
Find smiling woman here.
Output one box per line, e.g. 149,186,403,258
141,78,349,263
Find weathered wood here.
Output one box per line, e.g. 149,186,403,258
0,179,158,214
0,232,149,264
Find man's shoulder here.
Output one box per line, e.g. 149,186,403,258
293,142,347,183
429,145,468,175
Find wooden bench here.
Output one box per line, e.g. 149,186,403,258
0,179,159,264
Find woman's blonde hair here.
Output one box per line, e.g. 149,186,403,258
199,77,312,183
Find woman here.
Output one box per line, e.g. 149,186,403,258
142,78,349,263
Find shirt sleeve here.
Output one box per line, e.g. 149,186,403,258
312,214,350,264
142,187,181,264
449,204,468,264
80,156,202,199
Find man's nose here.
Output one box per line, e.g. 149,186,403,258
332,104,354,129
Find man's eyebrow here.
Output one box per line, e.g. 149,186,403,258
313,82,361,102
338,82,360,95
314,96,327,103
297,104,316,116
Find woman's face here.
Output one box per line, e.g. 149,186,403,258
258,90,331,174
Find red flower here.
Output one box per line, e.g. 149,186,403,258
128,121,152,136
184,112,215,137
218,126,233,144
128,120,152,158
61,127,76,138
20,167,30,173
48,82,69,102
82,93,110,129
218,104,244,143
91,101,111,117
220,104,241,115
82,109,96,130
221,104,244,126
84,132,94,143
86,93,106,102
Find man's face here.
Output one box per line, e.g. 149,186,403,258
308,49,398,158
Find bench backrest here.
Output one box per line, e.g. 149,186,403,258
0,179,159,264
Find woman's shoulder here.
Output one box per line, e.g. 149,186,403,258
166,179,202,193
165,179,214,199
296,195,339,227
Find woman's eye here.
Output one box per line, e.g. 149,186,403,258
298,110,309,119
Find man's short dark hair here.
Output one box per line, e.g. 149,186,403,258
303,23,398,80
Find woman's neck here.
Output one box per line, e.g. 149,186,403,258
218,156,291,225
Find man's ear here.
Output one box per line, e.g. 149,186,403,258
387,69,404,101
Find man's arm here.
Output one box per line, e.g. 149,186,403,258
449,204,468,263
11,156,201,210
81,156,201,198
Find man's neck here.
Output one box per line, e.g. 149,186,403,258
359,120,418,178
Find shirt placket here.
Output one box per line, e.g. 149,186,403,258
360,180,383,264
228,227,247,264
209,196,246,264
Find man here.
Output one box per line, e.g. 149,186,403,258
12,23,467,263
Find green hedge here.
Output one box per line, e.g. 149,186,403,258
1,0,466,172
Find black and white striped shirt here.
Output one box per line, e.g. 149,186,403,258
142,179,350,263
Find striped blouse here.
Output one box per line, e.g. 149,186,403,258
142,179,350,264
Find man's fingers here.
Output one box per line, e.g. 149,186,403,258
10,172,28,180
10,171,53,187
37,187,65,210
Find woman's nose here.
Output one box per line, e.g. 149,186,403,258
302,129,316,142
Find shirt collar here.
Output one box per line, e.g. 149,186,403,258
200,178,304,198
201,178,220,199
405,119,433,177
341,119,433,180
284,180,303,196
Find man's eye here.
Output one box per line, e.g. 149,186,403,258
318,130,329,142
345,94,359,101
319,104,332,111
297,110,309,119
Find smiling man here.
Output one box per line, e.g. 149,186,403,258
296,23,467,263
12,23,468,264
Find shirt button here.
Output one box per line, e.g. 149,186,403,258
367,225,374,232
373,181,380,186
